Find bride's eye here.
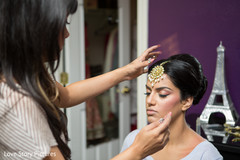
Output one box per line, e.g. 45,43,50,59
144,92,150,96
159,94,169,98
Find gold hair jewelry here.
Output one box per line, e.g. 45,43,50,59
148,61,170,86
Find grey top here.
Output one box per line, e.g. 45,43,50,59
121,129,223,160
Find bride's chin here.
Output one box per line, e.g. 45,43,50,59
147,116,156,123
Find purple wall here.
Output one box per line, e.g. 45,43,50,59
148,0,240,129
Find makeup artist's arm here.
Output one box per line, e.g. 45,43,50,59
55,45,161,108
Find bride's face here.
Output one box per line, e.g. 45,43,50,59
145,74,183,123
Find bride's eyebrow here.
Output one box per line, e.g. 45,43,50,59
145,85,172,92
145,85,151,91
155,87,172,92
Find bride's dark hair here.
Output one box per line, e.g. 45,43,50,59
149,54,208,105
0,0,78,159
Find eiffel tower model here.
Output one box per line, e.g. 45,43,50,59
199,42,239,143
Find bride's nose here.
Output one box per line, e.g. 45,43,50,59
146,93,156,107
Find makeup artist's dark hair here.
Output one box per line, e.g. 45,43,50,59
148,54,208,105
0,0,78,159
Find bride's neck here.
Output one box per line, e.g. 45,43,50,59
168,115,190,145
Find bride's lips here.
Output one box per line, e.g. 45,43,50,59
146,109,157,115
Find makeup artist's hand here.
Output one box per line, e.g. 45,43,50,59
123,45,161,80
131,112,171,159
111,112,171,160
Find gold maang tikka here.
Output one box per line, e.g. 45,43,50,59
148,61,170,86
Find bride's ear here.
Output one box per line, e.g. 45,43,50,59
181,97,193,111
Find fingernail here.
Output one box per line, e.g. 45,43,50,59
169,112,172,116
168,112,172,118
148,58,151,64
164,112,172,119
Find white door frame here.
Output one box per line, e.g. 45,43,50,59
137,0,149,129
